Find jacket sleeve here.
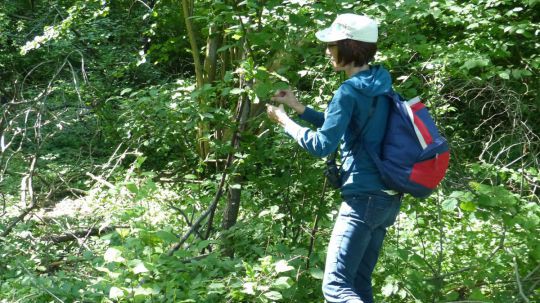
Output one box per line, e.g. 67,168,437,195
283,87,353,157
298,107,324,127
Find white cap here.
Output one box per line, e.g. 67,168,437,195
315,14,378,43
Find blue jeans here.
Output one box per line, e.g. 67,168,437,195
322,193,402,303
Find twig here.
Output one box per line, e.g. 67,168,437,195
1,193,5,217
85,172,115,190
7,13,33,20
168,203,205,240
513,256,530,303
1,154,38,238
168,203,193,225
306,178,328,270
523,264,540,282
167,169,228,256
16,261,65,303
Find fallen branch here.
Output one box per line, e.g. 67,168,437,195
43,225,128,243
0,204,37,238
45,258,85,273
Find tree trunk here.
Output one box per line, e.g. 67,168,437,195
220,86,250,257
180,0,209,159
203,25,221,84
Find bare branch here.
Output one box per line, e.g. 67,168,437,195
513,256,530,303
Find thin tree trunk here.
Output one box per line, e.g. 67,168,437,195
180,0,203,88
220,81,250,257
221,177,242,257
203,25,221,84
180,0,209,158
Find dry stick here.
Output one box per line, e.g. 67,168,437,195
2,54,86,238
306,178,329,270
1,193,5,217
0,155,38,238
86,172,115,190
167,89,249,256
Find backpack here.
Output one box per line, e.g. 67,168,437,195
366,91,450,198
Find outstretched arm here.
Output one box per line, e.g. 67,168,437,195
267,88,352,158
271,89,325,127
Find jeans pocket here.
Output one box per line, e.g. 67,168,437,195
364,195,401,229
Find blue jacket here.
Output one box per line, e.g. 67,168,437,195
284,65,393,196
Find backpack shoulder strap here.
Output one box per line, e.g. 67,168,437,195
337,95,380,181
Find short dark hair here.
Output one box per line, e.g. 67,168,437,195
336,39,377,67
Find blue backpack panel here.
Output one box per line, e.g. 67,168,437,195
367,92,450,198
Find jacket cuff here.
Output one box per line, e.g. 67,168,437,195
283,119,306,140
298,107,319,121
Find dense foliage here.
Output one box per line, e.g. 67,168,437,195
1,0,538,302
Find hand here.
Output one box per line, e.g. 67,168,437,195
271,89,298,108
266,104,290,125
271,89,305,114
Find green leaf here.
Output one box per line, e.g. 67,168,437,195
381,282,398,296
274,260,294,273
125,182,138,193
209,282,225,290
498,70,510,79
469,288,487,299
133,286,157,297
196,239,211,250
309,268,324,280
272,276,292,290
230,88,243,95
104,247,125,263
264,291,283,301
460,201,476,212
120,88,132,96
109,286,125,299
442,198,458,211
156,230,178,243
129,259,149,274
462,58,489,70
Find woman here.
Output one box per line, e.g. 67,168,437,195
266,14,402,303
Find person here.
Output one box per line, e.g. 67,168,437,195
266,14,402,303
